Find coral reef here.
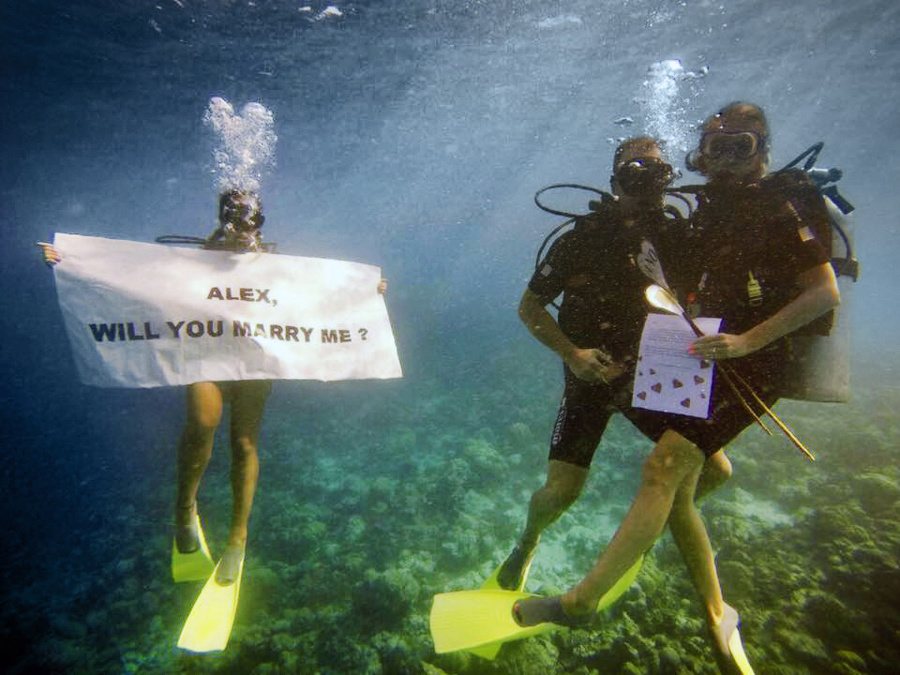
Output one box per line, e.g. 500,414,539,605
3,348,898,674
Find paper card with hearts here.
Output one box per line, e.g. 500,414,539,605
631,313,723,418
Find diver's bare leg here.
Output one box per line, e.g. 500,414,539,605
498,460,588,589
216,379,270,584
668,458,726,624
175,382,224,552
562,431,705,613
522,460,589,546
695,450,733,504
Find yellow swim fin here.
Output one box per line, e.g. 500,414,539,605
171,511,215,583
596,553,644,612
711,603,755,675
727,628,755,675
431,554,645,655
177,551,244,652
430,589,554,654
480,554,533,593
465,556,534,660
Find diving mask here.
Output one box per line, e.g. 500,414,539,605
220,192,264,231
700,131,765,160
614,157,674,197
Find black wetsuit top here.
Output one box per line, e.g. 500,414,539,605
623,171,831,456
528,198,681,468
528,198,679,370
679,170,831,339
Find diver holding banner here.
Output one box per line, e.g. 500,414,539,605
39,98,399,653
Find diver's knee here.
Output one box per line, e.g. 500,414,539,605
181,419,218,449
539,481,581,512
640,455,673,491
230,435,259,461
706,451,733,485
642,432,703,487
716,453,733,482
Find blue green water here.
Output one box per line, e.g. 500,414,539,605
2,1,899,673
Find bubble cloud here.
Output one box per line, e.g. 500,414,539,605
203,97,277,193
636,60,707,156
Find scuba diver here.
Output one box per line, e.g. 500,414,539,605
431,137,734,662
510,102,839,674
494,135,733,596
40,188,388,651
172,189,271,592
41,189,272,591
432,104,842,675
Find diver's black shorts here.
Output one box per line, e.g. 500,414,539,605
622,351,784,458
547,368,631,469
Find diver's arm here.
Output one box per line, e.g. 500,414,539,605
518,289,621,382
690,262,840,359
518,289,576,359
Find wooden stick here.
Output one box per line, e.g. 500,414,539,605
727,368,816,462
717,364,773,435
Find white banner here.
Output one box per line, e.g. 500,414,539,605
52,233,403,387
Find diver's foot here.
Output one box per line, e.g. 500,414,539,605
709,603,755,675
174,503,200,554
497,543,537,590
215,543,246,586
511,595,593,628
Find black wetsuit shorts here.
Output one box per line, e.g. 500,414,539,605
548,367,633,468
622,348,784,458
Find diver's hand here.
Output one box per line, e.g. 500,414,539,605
377,278,387,295
689,333,756,360
37,242,61,266
565,348,624,384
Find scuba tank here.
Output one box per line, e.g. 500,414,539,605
776,142,858,403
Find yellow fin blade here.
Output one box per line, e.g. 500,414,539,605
430,590,552,653
177,555,244,652
728,628,756,675
596,554,644,612
171,512,214,583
